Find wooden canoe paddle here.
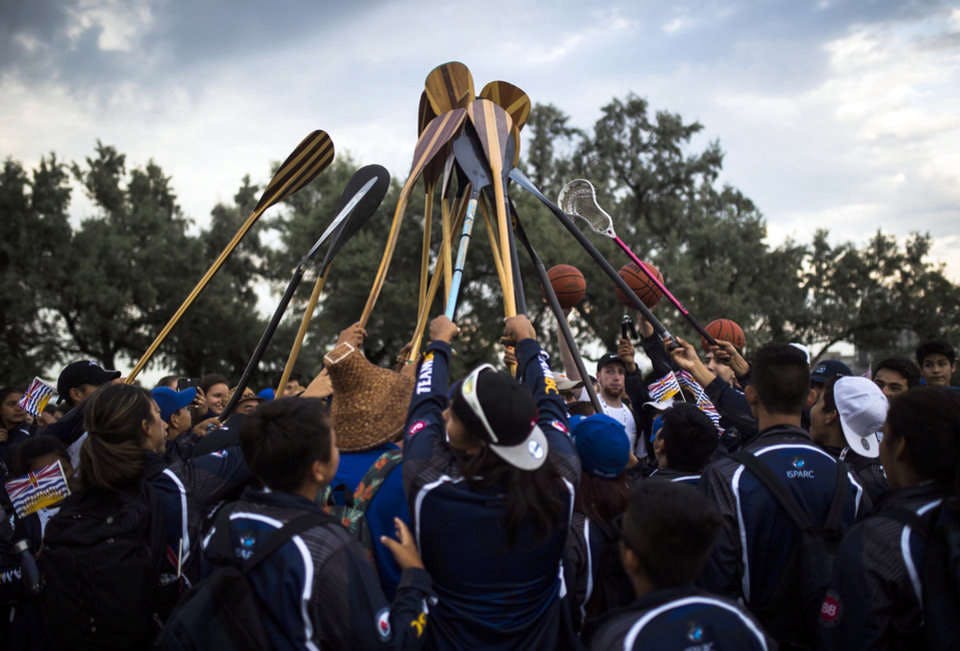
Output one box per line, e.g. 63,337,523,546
358,109,467,328
127,130,334,382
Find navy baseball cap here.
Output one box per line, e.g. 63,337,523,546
572,413,630,478
596,353,626,374
151,386,196,422
56,360,121,403
811,359,852,384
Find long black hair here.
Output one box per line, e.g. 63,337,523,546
451,386,567,547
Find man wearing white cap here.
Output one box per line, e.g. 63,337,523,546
810,375,889,504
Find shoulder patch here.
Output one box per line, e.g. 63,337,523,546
407,420,427,437
820,590,842,626
375,607,392,641
550,419,568,434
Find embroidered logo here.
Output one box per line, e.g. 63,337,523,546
375,608,392,641
820,590,842,625
786,456,815,479
408,420,426,437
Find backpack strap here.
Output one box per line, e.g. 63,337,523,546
734,450,812,530
733,450,849,533
348,449,403,515
205,505,335,574
242,511,335,574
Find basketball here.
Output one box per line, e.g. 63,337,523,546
615,262,663,308
702,318,746,351
547,264,586,309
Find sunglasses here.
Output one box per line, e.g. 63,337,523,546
460,364,500,443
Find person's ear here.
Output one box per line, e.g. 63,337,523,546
744,384,759,407
310,459,328,485
69,386,85,404
620,542,640,575
892,434,911,465
824,409,839,426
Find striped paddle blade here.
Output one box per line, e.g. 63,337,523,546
254,130,334,212
424,61,475,114
480,80,531,130
418,91,436,136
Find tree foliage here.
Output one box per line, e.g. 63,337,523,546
2,92,959,387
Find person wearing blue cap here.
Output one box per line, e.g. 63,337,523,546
565,414,634,630
151,386,199,460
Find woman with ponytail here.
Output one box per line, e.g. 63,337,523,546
819,387,960,650
402,315,580,650
41,383,249,650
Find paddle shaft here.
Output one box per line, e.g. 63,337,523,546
445,191,480,319
514,218,602,413
276,270,327,396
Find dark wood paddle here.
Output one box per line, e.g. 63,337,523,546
467,99,516,317
127,130,334,382
359,109,467,328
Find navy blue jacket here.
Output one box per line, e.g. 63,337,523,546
648,466,702,486
699,425,865,621
331,444,410,599
204,488,433,650
819,482,943,650
403,338,580,650
586,585,773,650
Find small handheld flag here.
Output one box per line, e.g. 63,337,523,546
18,377,55,418
4,460,71,518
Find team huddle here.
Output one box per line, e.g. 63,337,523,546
1,310,957,650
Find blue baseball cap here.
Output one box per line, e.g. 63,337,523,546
257,388,275,401
151,386,196,423
573,413,630,478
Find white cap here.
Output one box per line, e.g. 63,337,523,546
835,376,888,459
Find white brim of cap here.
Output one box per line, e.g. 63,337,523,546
838,410,881,459
488,425,549,471
643,399,674,411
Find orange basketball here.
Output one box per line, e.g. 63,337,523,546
547,264,586,309
615,262,663,308
702,318,746,351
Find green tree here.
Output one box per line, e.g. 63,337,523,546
0,156,72,384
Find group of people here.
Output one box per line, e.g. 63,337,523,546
0,312,958,650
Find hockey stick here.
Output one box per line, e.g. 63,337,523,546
127,130,334,382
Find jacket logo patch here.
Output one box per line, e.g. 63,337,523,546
820,590,842,625
408,420,426,437
416,354,435,395
786,457,815,479
550,419,568,434
375,608,392,641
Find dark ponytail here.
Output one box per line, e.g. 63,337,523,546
885,387,960,495
80,384,153,491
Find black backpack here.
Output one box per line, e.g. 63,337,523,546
326,449,402,558
155,506,333,650
734,450,849,649
885,497,960,651
40,487,174,651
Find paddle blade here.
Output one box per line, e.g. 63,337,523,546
558,179,616,237
424,61,475,113
408,109,467,179
466,99,513,174
452,126,492,192
254,130,334,213
479,81,531,130
417,91,436,136
321,164,391,272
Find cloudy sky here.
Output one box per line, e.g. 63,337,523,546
3,0,959,279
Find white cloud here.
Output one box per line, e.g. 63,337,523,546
66,0,154,52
